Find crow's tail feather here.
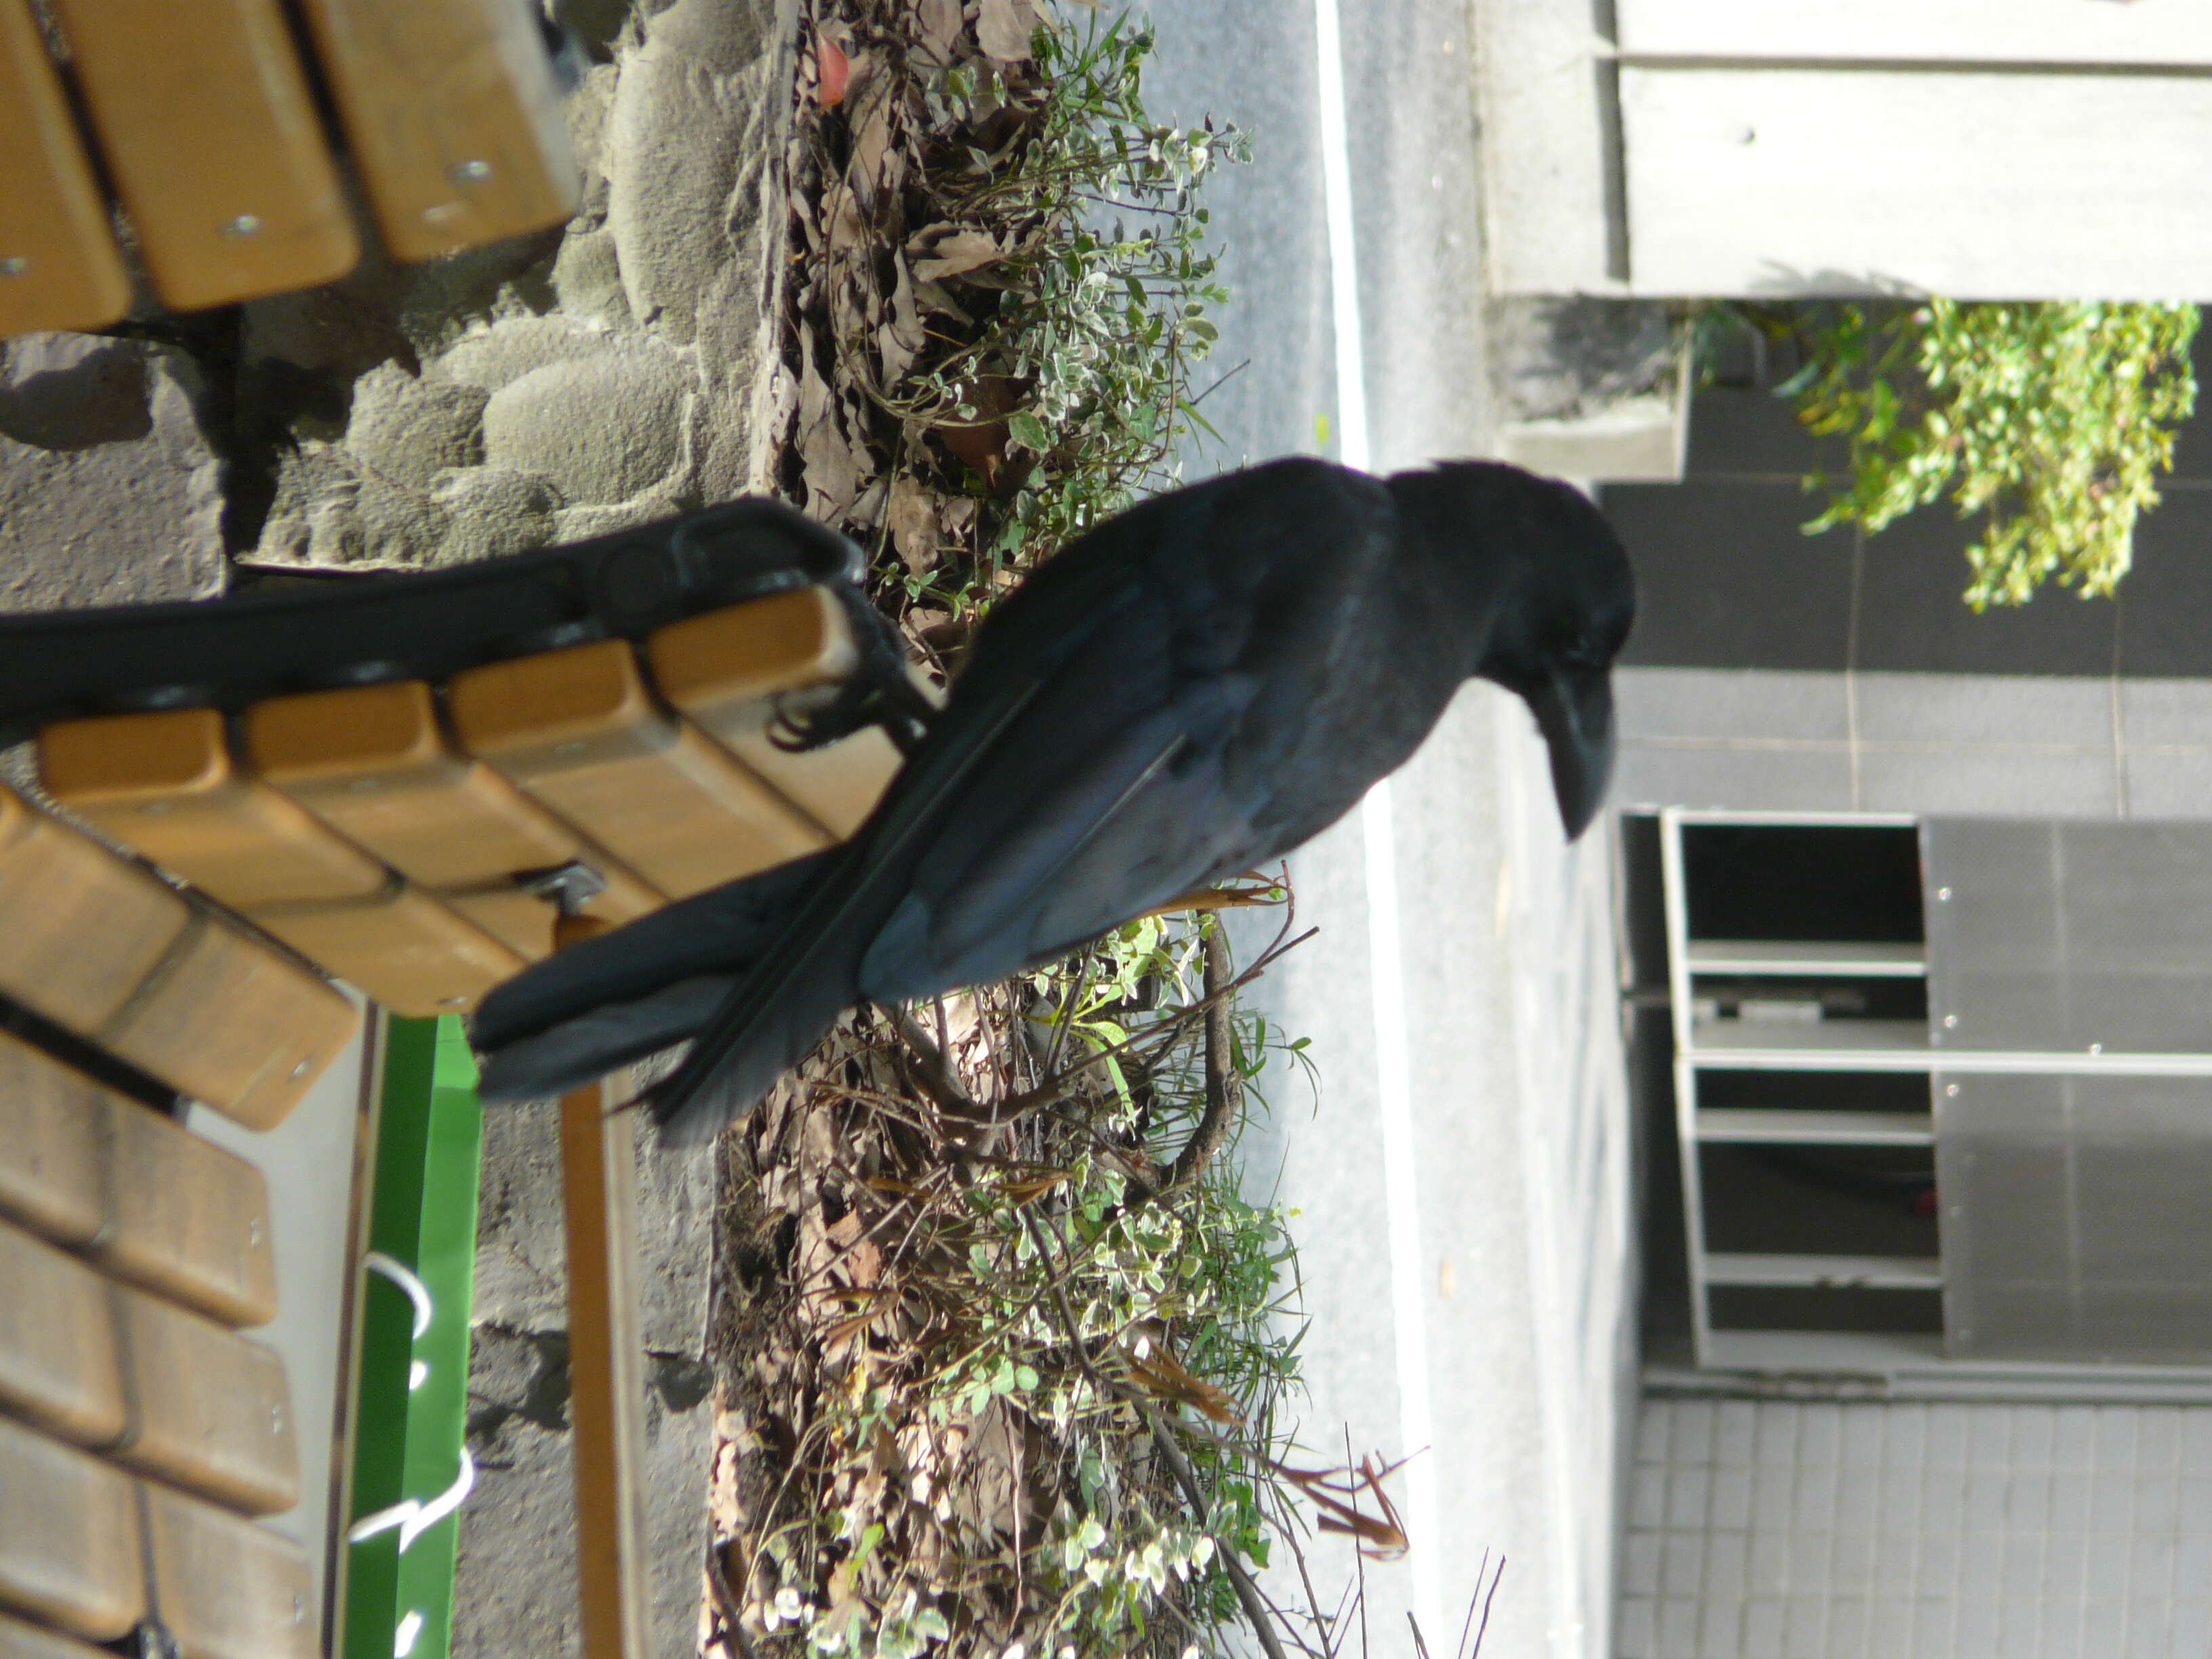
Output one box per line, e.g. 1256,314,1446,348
472,975,731,1103
645,862,912,1145
469,848,839,1103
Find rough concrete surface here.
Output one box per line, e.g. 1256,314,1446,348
464,1096,725,1658
0,332,226,610
250,0,796,569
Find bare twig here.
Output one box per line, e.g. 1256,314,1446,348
994,916,1315,1124
1468,1554,1506,1659
1019,1210,1291,1659
1162,924,1240,1193
888,1006,981,1118
1454,1551,1488,1659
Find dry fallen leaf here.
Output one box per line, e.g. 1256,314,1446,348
823,179,868,257
916,0,962,63
910,227,1005,281
815,28,850,107
1120,1340,1244,1425
846,62,896,201
976,0,1036,64
878,255,925,385
800,410,864,521
888,476,939,573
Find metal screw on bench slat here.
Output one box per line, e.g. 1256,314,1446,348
291,1058,312,1079
0,257,26,278
221,213,262,238
451,159,493,184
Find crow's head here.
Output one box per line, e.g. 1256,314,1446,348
1395,462,1636,839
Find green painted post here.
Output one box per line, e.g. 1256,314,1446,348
344,1016,484,1659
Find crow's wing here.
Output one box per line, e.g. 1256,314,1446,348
640,539,1154,1125
860,459,1402,998
647,458,1398,1128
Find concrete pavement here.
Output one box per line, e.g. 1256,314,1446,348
1142,3,1636,1653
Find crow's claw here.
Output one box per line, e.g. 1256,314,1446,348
770,582,937,757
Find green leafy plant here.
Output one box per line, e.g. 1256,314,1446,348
1723,300,2198,609
896,12,1247,609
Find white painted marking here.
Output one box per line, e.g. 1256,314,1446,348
1314,0,1441,1633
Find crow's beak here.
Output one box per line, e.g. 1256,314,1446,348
1525,663,1615,840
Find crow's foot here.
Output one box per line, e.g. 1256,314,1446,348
771,582,937,757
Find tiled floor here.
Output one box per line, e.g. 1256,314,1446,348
1618,1397,2212,1659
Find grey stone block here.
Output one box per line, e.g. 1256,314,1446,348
1685,386,1842,481
1858,510,2118,678
1603,480,1855,673
2123,487,2212,677
455,1327,715,1659
247,0,795,570
471,1099,718,1360
455,1401,581,1656
461,1099,720,1659
472,1095,572,1336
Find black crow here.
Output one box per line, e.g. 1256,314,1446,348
471,456,1634,1139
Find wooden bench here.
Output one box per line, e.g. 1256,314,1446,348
0,0,578,338
0,523,914,1656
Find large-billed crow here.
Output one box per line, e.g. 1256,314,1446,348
471,457,1634,1139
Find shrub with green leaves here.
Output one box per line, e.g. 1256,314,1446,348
901,13,1246,603
1761,300,2198,608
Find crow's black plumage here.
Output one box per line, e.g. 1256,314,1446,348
471,457,1635,1139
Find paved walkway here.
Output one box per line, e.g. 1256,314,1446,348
1146,2,1638,1651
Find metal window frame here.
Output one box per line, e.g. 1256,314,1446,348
1656,806,2212,1397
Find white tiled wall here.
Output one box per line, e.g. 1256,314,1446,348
1618,1398,2212,1659
1610,669,2212,821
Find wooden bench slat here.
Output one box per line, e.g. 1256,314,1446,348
0,1223,125,1451
0,0,129,338
251,884,525,1018
142,1471,313,1659
97,913,361,1134
649,588,909,842
0,787,357,1130
0,1221,300,1515
0,1609,115,1659
44,0,357,311
0,1417,142,1643
42,708,391,910
297,0,579,262
246,679,663,962
42,708,526,1018
451,639,835,900
106,1271,299,1515
0,1031,279,1327
0,787,192,1039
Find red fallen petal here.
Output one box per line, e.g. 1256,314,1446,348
817,31,850,108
